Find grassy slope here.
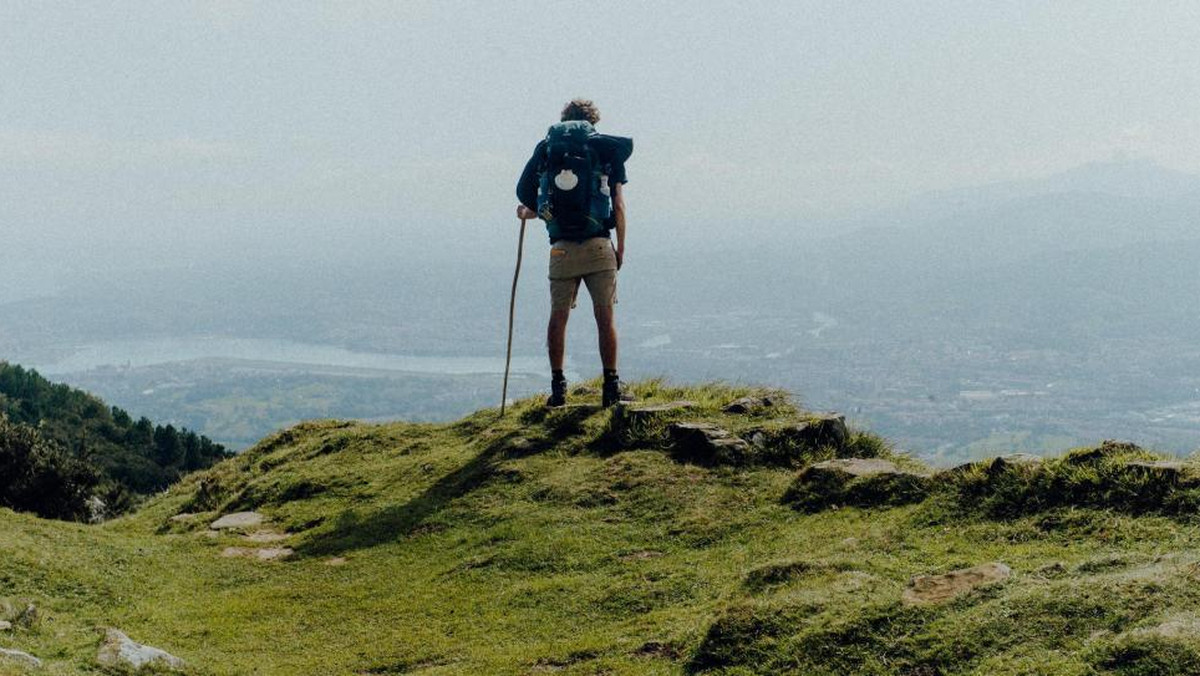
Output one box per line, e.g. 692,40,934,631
2,381,1200,675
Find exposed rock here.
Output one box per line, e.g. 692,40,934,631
97,628,185,670
746,414,848,457
784,458,932,512
942,453,1043,477
902,562,1011,605
209,511,265,530
1067,440,1142,465
0,648,41,668
987,453,1044,475
668,422,750,465
86,495,108,524
15,604,37,628
723,396,776,414
244,530,290,543
610,401,697,447
811,458,901,478
169,512,200,523
0,620,10,631
325,557,348,566
221,546,294,561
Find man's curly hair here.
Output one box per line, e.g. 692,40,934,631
561,99,600,124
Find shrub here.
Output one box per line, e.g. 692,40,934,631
0,414,99,521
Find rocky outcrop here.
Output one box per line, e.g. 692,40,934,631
609,401,697,448
210,511,265,530
723,396,780,414
744,414,849,465
97,628,185,670
0,648,41,669
784,458,931,512
902,562,1011,605
667,423,750,465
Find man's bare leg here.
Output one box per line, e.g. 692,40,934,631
548,308,570,372
594,304,618,372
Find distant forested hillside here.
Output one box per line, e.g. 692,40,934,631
0,361,229,519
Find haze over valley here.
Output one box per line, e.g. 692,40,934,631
4,158,1198,459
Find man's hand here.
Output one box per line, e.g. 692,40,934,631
517,204,538,221
615,245,624,270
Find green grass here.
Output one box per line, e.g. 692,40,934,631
3,381,1200,674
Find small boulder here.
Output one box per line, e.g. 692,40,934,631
86,496,108,524
723,396,774,414
0,620,10,631
209,511,264,530
1067,440,1142,465
97,628,185,670
169,512,200,523
668,423,750,465
0,648,41,669
902,562,1011,605
747,414,848,456
988,453,1044,474
15,604,37,628
221,546,294,561
244,530,290,543
784,458,931,512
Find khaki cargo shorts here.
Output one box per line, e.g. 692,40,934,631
548,237,618,311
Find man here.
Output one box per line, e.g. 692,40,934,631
515,99,633,408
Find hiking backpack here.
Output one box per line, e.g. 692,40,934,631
536,120,612,239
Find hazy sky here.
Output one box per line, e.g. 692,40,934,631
2,1,1199,273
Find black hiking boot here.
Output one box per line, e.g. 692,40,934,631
602,373,623,408
547,375,567,408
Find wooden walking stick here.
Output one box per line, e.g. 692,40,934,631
501,217,528,416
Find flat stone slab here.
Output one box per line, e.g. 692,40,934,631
903,562,1011,605
0,619,10,631
668,422,750,464
244,530,290,543
0,647,41,668
221,546,294,561
210,511,264,530
97,628,185,670
809,458,911,478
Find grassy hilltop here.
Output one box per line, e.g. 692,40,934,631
4,381,1200,675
